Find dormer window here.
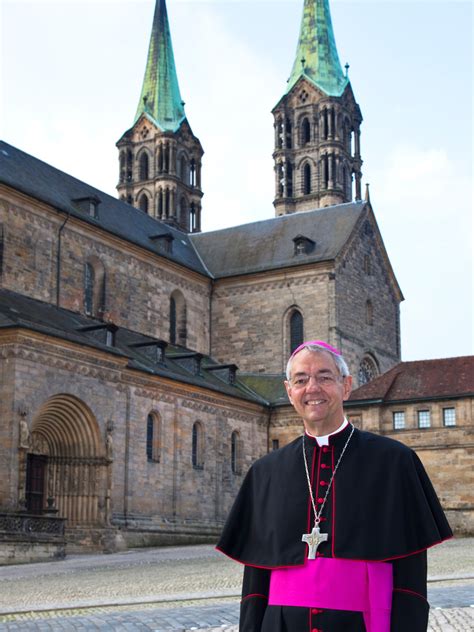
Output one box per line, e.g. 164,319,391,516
293,235,315,256
171,352,203,376
72,196,100,219
205,364,238,385
149,232,174,254
130,340,167,364
78,323,118,347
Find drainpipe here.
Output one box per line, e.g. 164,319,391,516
56,212,70,307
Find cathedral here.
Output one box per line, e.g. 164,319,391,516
0,0,471,561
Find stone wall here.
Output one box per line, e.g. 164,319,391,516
0,190,211,354
0,330,269,550
335,208,401,385
210,264,334,374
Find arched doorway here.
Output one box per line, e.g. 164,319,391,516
25,395,107,527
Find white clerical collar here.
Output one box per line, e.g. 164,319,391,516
306,418,348,446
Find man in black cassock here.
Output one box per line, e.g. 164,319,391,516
217,341,452,632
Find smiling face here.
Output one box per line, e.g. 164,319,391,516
284,349,353,436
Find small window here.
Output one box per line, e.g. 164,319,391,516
364,255,372,276
192,422,204,469
301,117,311,145
289,310,304,354
366,300,373,326
139,152,149,180
272,439,280,451
84,262,94,315
303,163,311,195
139,194,149,214
443,407,456,427
146,413,161,462
231,431,241,475
393,411,405,430
418,410,431,429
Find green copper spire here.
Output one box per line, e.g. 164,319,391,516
287,0,348,97
134,0,185,131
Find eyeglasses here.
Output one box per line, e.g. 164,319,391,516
288,373,343,388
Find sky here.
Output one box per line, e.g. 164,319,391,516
1,0,472,362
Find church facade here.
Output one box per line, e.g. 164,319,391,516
0,0,470,561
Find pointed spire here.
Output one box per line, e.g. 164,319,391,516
134,0,185,131
287,0,348,97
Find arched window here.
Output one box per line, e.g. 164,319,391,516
322,155,329,189
190,159,196,187
323,109,328,140
146,412,161,462
192,421,204,469
303,163,311,195
366,299,373,325
139,193,149,214
285,118,292,149
84,262,94,316
180,155,187,181
364,255,372,275
358,356,378,385
301,117,311,145
287,163,293,197
231,431,241,475
84,258,106,317
289,310,304,354
276,118,284,149
170,290,187,346
126,150,133,182
119,152,126,183
189,203,196,232
139,152,149,180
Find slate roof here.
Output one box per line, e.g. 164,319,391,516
190,202,366,278
238,374,289,406
0,289,270,405
348,357,474,404
0,141,207,275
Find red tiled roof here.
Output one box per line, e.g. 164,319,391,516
349,356,474,403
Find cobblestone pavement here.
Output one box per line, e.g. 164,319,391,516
0,539,472,631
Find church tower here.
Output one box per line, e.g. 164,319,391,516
117,0,203,232
273,0,363,215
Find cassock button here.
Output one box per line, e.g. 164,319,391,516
322,447,330,453
317,498,324,503
311,608,323,614
320,464,327,469
320,480,327,486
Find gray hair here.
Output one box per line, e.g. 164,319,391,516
285,343,350,380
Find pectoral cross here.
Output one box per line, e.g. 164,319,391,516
302,526,328,559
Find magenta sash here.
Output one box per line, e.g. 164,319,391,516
268,558,392,632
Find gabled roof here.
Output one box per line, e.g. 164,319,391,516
190,202,366,278
0,289,270,405
0,141,207,275
134,0,186,132
286,0,348,97
348,357,474,404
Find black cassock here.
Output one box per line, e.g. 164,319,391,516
217,424,452,632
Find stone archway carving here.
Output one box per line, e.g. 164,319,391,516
25,395,107,526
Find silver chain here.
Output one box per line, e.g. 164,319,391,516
302,424,355,528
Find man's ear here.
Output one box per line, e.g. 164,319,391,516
342,375,353,401
284,380,293,404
